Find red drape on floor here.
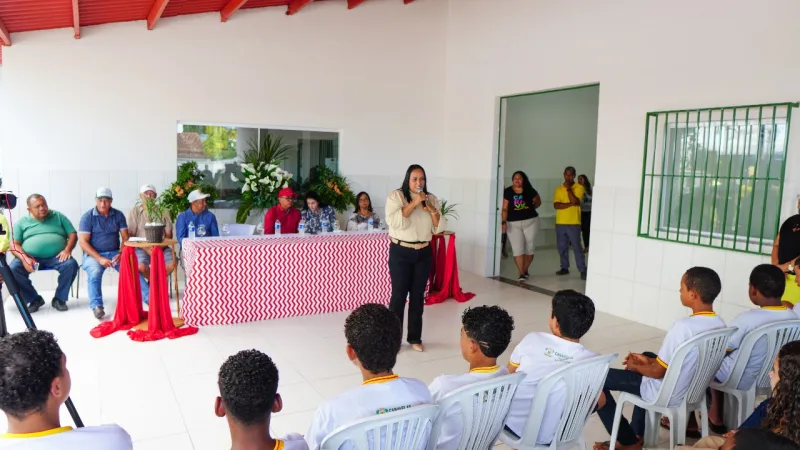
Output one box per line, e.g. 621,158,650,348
90,247,147,338
128,246,198,341
426,233,476,305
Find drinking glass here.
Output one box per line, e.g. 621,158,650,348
197,224,207,237
221,224,230,236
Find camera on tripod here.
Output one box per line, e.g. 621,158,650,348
0,192,17,210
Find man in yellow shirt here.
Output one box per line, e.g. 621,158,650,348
553,166,587,280
0,211,9,296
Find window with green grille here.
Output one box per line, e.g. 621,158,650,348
638,102,798,254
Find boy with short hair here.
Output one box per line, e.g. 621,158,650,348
428,305,515,450
0,329,132,449
707,264,798,432
505,289,597,444
305,303,432,450
594,267,727,450
215,349,308,450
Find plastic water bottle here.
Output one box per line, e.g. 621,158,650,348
367,217,374,232
321,217,329,233
188,221,196,239
274,220,282,235
298,220,305,235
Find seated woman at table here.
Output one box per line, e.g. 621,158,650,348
301,191,337,234
347,191,382,232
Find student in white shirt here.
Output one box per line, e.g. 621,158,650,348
305,304,432,450
215,350,308,450
594,267,727,450
706,264,798,434
0,330,132,450
505,289,598,444
428,305,515,450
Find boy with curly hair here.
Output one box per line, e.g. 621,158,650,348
305,303,432,450
215,349,307,450
428,305,515,450
0,329,132,449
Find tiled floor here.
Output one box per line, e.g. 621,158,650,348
499,246,588,294
0,271,674,450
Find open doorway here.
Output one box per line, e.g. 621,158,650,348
494,84,600,294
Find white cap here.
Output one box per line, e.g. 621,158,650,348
188,190,210,203
140,184,157,195
95,187,113,199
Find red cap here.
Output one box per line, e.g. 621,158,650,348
278,187,296,198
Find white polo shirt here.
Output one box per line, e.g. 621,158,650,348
428,365,510,450
641,312,726,407
0,425,131,449
505,332,598,444
716,306,797,388
305,375,432,450
280,433,310,450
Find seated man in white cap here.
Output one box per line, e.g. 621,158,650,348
78,187,129,319
126,184,174,304
175,190,219,245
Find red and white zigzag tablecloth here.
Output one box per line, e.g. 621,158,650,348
181,232,391,326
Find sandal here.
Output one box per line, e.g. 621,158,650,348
659,417,702,439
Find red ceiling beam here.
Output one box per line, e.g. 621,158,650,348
348,0,368,8
72,0,81,39
220,0,248,22
287,0,313,15
0,18,10,46
147,0,171,30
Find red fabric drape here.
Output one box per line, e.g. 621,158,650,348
90,247,147,338
128,246,198,341
425,233,476,305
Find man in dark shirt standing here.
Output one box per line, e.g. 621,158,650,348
772,207,800,309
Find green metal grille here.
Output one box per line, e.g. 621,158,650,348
637,102,798,254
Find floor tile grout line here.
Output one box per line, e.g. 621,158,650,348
492,276,558,296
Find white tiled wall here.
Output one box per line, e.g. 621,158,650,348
585,185,771,330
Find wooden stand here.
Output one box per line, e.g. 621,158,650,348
123,239,182,329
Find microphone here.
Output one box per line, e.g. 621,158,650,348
416,187,428,210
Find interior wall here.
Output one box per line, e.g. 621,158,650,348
502,85,599,247
443,0,800,329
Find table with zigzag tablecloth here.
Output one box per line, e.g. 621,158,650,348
180,232,392,326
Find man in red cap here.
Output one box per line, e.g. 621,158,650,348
264,187,301,234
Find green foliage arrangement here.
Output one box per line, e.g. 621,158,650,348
143,197,168,224
300,165,356,213
160,162,218,221
439,198,460,220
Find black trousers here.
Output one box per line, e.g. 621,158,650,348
388,243,432,344
581,211,592,248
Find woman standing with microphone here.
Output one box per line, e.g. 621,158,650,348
385,164,447,352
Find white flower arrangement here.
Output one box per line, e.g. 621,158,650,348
232,162,293,202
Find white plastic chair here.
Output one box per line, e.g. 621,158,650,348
609,327,737,450
225,224,256,236
711,320,800,429
428,372,525,450
499,353,617,450
320,404,440,450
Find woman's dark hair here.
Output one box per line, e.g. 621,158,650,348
511,171,535,193
303,190,327,211
733,428,800,450
578,174,593,195
764,341,800,443
400,164,428,203
353,191,373,214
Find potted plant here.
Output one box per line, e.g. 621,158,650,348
300,165,356,213
143,197,168,243
437,198,459,234
160,161,218,221
232,134,294,224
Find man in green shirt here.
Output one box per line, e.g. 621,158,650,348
9,194,79,313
